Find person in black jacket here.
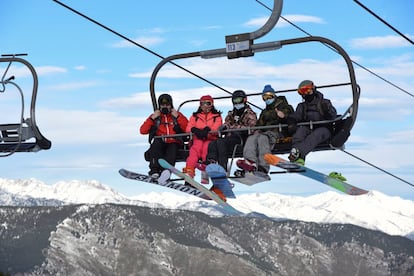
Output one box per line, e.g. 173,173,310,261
287,80,337,165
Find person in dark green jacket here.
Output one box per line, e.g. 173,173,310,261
237,84,294,174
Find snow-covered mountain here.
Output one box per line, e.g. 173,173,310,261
0,178,413,240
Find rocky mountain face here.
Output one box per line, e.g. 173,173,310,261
1,204,413,275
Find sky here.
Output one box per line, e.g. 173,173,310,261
1,0,413,200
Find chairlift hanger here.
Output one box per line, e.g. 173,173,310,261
150,0,360,162
0,54,51,155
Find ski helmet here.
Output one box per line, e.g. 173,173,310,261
158,94,173,108
297,80,315,96
232,90,247,104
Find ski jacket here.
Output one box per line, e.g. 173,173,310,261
256,95,294,132
186,111,222,141
291,91,337,122
223,105,257,139
140,112,188,144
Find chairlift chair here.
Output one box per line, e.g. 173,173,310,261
0,54,51,155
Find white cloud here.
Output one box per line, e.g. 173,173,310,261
100,88,230,110
74,65,86,71
38,108,142,144
36,66,67,76
128,57,349,84
280,14,325,25
0,65,67,79
47,81,99,92
350,35,413,49
244,14,324,28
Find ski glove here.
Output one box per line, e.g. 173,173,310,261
173,124,183,134
218,125,227,132
288,124,297,135
191,127,207,139
200,127,211,139
286,117,297,135
321,100,331,114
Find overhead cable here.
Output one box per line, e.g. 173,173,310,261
256,0,414,98
353,0,414,45
52,0,234,98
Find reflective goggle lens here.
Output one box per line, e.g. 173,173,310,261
262,92,275,101
200,101,212,106
232,97,244,104
298,85,313,95
160,98,171,105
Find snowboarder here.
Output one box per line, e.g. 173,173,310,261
140,94,188,180
183,95,222,182
287,80,337,165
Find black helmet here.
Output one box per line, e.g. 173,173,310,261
232,90,247,104
158,94,173,108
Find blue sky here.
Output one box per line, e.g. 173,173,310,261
1,0,413,200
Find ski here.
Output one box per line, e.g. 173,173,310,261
264,154,369,195
119,168,208,199
158,159,242,215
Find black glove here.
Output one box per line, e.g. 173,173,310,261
218,125,227,132
288,123,297,135
200,126,211,139
286,116,297,135
191,127,205,139
321,100,330,114
173,124,183,133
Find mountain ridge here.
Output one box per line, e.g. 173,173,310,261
1,204,413,275
1,177,413,240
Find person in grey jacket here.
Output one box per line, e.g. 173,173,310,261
287,80,337,165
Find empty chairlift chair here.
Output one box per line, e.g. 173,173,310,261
0,54,51,155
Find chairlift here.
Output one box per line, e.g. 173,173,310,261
147,0,360,163
0,54,51,155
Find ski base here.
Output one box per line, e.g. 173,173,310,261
264,154,369,195
119,168,207,199
158,159,241,215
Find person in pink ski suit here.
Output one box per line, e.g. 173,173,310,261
183,95,222,178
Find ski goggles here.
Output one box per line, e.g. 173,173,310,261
159,98,171,105
200,101,212,106
232,97,245,104
262,92,275,101
298,84,314,95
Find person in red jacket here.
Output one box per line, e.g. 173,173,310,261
183,95,222,180
140,94,188,179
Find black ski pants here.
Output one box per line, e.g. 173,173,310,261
206,135,243,171
147,138,180,174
